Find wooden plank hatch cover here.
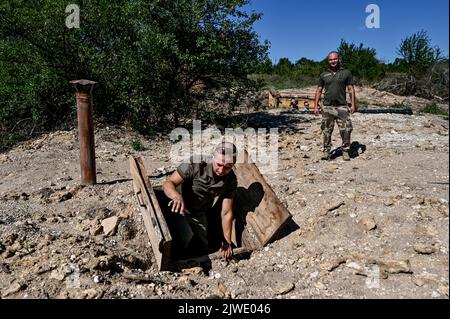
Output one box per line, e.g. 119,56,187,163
233,150,292,247
129,156,172,271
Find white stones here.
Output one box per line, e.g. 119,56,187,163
359,216,377,231
431,291,441,298
309,271,319,279
93,275,103,284
2,281,26,297
101,216,119,236
300,145,311,152
272,280,295,295
413,243,436,255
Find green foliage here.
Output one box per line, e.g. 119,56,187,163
264,57,327,80
0,0,268,151
337,40,386,82
254,57,273,74
254,40,386,88
395,30,443,77
356,99,369,109
273,58,294,75
131,138,145,151
293,57,328,77
420,103,448,116
248,73,317,90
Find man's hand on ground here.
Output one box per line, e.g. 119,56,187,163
220,241,233,259
168,195,185,215
350,105,355,114
314,108,320,116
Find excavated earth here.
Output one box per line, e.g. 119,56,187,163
0,91,448,299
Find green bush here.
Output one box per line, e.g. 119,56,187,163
420,103,448,116
395,30,444,77
357,100,369,109
337,40,386,82
131,138,145,151
249,74,317,90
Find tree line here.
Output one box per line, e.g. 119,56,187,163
256,32,447,87
0,0,447,151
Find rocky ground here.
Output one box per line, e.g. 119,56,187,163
0,91,448,299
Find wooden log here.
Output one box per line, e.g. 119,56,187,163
129,156,172,271
233,150,292,246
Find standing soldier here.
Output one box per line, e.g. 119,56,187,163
314,51,356,161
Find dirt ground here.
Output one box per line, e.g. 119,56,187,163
0,98,448,299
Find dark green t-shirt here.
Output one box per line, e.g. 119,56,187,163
318,68,353,106
176,158,237,215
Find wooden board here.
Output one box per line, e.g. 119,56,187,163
268,90,317,109
129,156,172,271
233,150,292,246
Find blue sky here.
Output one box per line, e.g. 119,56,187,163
244,0,449,64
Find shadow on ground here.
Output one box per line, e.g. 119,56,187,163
330,141,367,160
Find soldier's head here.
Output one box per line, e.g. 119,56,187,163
212,141,237,177
327,51,340,68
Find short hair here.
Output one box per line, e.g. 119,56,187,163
327,51,339,59
214,141,237,163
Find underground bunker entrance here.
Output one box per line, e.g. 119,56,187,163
129,156,294,271
153,187,248,261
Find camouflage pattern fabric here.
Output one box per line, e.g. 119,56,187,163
321,105,353,152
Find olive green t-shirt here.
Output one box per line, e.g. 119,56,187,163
318,68,353,106
176,158,237,215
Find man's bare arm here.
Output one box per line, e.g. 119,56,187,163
314,86,323,116
220,198,234,258
162,171,185,214
347,84,356,113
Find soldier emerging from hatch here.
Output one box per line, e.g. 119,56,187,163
162,142,237,259
314,51,356,161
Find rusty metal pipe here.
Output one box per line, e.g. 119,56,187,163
71,79,97,185
76,92,96,184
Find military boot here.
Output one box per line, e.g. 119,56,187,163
321,150,331,160
342,149,350,161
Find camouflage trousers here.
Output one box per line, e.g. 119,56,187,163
166,212,209,253
321,105,353,152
